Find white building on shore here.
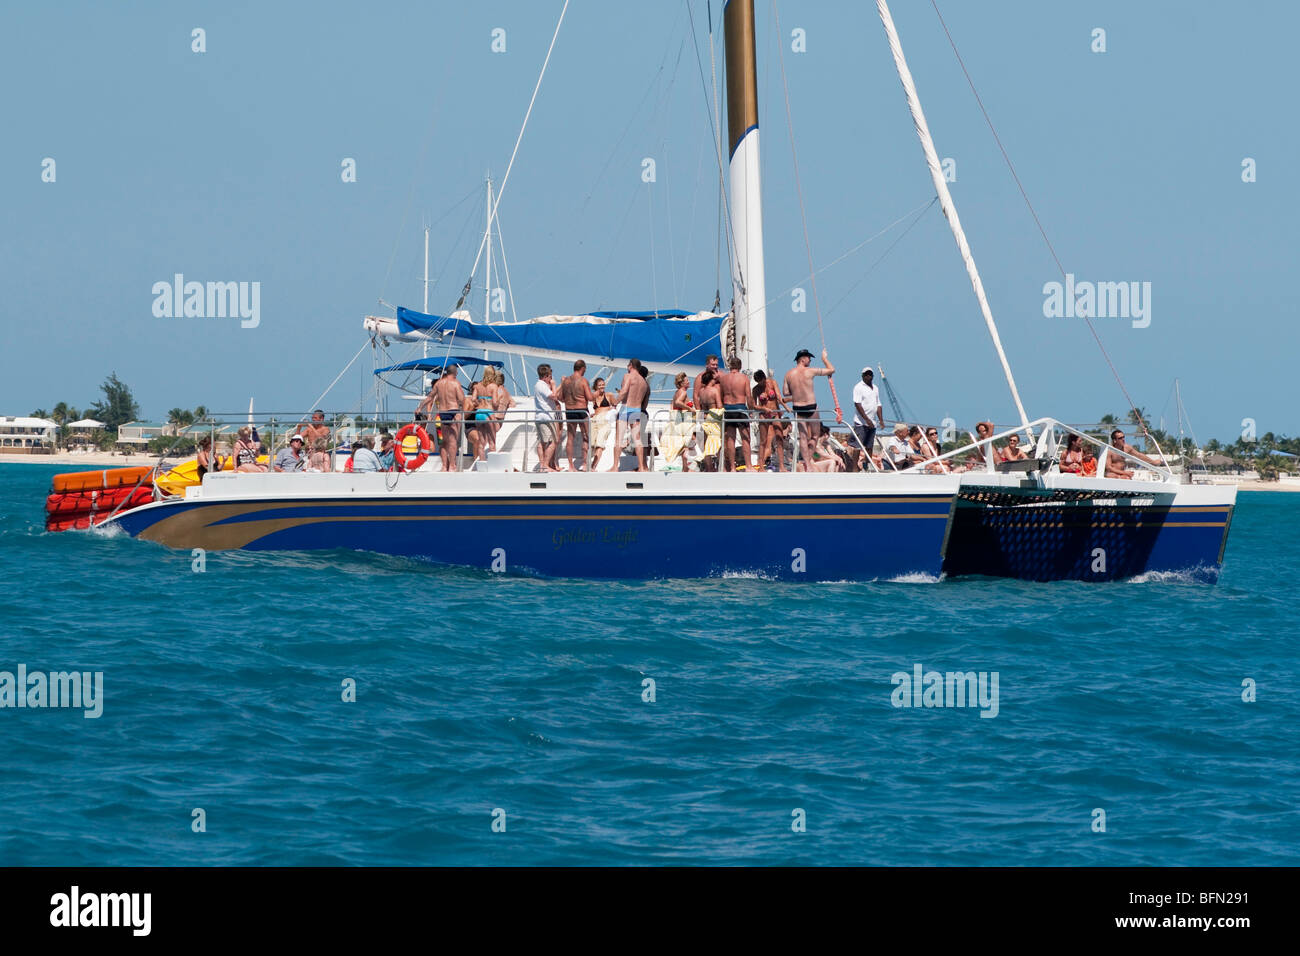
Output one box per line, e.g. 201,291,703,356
0,416,58,455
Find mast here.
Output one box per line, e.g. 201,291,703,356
723,0,768,375
875,0,1031,431
422,226,430,361
483,175,493,366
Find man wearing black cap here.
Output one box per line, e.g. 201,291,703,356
852,367,884,459
783,347,835,465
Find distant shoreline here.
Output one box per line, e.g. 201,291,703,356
2,451,1299,492
0,452,161,467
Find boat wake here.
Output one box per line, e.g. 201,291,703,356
1123,567,1219,585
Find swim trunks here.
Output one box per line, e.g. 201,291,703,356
438,411,457,424
619,407,642,425
566,409,588,423
793,403,817,420
724,402,749,427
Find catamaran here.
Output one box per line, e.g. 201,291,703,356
84,0,1232,581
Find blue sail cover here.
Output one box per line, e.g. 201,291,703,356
374,357,503,375
395,307,725,367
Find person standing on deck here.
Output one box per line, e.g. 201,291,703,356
719,356,753,472
783,348,835,466
852,367,884,461
560,359,596,471
433,365,466,472
532,364,562,473
693,354,721,408
608,358,650,472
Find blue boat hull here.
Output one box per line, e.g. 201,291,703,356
111,491,956,581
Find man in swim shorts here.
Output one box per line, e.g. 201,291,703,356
783,347,835,467
433,365,465,472
609,358,650,472
718,355,753,472
560,359,596,471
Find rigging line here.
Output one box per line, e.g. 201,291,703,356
794,195,936,342
378,63,452,303
687,0,745,298
928,0,1162,457
708,0,723,302
678,132,709,305
772,0,841,420
648,184,659,312
762,196,937,310
304,339,373,417
574,15,684,225
466,0,571,284
494,212,520,325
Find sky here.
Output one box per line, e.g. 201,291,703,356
2,0,1295,442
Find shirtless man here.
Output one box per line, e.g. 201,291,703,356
1001,433,1029,462
718,356,752,472
560,359,596,471
1105,427,1162,479
608,358,650,472
431,365,465,471
783,348,835,466
298,409,331,450
693,354,721,408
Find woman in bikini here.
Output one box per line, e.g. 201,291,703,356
661,372,692,469
465,375,495,462
1059,433,1085,474
751,369,790,472
696,369,723,472
233,426,266,472
589,377,615,470
488,369,514,453
196,435,213,479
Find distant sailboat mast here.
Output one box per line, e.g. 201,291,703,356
724,0,769,376
876,0,1031,432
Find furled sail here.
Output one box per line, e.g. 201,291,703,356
365,307,729,375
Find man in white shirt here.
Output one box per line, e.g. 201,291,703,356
852,367,884,458
533,364,562,472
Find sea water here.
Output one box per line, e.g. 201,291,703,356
1,463,1295,865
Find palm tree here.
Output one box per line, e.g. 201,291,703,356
192,405,208,423
167,407,195,427
30,408,50,420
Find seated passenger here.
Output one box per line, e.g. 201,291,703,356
958,421,996,471
377,433,395,470
308,437,329,472
920,426,950,474
1001,433,1029,462
235,426,268,472
1105,428,1162,479
884,424,914,470
273,433,306,472
351,435,383,473
1059,434,1085,473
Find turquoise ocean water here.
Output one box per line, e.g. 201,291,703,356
1,462,1295,865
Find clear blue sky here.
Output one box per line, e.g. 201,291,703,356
3,1,1295,442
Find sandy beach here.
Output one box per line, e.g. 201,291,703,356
0,452,165,467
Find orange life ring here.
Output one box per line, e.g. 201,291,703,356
393,424,432,471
